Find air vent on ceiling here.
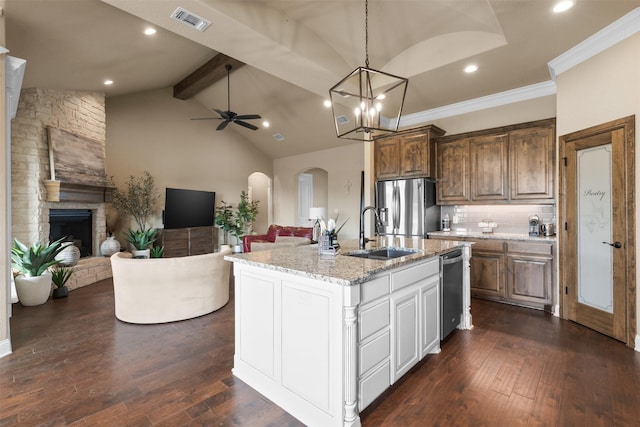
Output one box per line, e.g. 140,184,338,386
272,133,285,142
336,115,349,125
170,7,211,32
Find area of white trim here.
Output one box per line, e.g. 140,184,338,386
636,335,640,353
548,7,640,80
399,80,556,127
0,338,12,359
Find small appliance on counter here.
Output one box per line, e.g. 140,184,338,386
540,222,555,236
528,214,540,236
478,219,497,233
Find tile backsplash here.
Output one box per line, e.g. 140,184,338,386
441,204,557,234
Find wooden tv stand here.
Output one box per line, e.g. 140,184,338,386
159,226,218,257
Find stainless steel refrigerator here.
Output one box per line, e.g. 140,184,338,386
375,178,440,237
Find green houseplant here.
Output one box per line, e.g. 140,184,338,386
124,228,157,258
150,245,164,258
215,200,237,247
11,236,68,306
110,171,160,232
235,190,260,236
51,265,74,298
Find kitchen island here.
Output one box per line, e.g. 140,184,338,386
225,237,471,427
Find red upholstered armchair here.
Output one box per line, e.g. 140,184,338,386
242,224,314,253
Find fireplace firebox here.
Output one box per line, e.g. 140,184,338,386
49,209,93,257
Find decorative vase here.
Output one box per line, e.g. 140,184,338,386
15,272,52,306
52,286,69,299
100,236,121,256
56,243,80,266
232,244,243,254
132,249,150,259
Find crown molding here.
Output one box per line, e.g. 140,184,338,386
399,80,556,127
548,7,640,81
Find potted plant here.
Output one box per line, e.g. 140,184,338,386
236,190,260,236
51,265,74,298
124,228,157,258
109,171,160,232
11,236,67,306
150,245,164,258
215,200,238,250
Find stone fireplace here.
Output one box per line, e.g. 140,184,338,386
11,88,113,291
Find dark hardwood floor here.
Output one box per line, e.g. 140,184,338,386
2,279,639,426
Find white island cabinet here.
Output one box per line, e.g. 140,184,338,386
227,238,471,427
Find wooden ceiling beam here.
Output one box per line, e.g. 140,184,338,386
173,53,245,100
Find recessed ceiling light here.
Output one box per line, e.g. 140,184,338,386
464,64,478,73
144,27,157,36
553,1,574,13
262,121,270,128
323,100,332,108
104,80,114,86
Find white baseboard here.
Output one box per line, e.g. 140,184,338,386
0,338,12,359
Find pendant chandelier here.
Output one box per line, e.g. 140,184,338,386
329,0,408,141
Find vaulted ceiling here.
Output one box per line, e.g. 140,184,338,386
4,0,640,158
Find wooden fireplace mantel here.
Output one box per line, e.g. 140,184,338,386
44,180,114,203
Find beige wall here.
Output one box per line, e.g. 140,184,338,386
555,33,640,346
273,143,364,240
105,87,273,244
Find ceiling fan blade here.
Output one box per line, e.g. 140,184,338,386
213,108,231,120
235,114,261,120
190,117,223,121
217,120,231,131
235,120,259,131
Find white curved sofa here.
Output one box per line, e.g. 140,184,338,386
111,247,232,324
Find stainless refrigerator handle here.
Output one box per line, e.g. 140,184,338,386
393,184,400,231
441,254,463,265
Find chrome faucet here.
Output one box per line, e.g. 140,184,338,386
360,206,383,249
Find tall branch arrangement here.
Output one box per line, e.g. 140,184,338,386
110,171,160,232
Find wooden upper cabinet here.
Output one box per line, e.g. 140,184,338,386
374,137,401,180
436,138,471,204
509,125,555,201
435,118,556,205
470,134,508,201
374,125,445,180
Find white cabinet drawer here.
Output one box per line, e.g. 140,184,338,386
359,299,390,341
358,360,391,411
361,274,390,304
359,330,390,375
391,258,439,292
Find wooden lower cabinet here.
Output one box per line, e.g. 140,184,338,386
470,251,505,299
430,235,554,310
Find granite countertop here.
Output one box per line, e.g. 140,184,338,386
428,230,557,243
225,236,468,286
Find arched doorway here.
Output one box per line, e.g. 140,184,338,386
296,168,328,226
248,172,272,234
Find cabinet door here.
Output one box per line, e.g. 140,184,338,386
509,126,555,201
400,132,431,177
470,134,508,201
390,287,420,383
420,277,440,358
436,139,471,204
506,254,553,306
374,137,400,180
470,251,505,299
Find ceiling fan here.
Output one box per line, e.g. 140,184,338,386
191,64,262,131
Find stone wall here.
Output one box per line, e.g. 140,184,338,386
11,88,112,290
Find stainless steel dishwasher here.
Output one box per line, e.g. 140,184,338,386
440,249,463,340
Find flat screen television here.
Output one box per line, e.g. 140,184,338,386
163,187,216,230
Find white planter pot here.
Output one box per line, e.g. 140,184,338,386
15,272,52,306
132,249,150,259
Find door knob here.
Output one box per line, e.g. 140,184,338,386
602,241,622,248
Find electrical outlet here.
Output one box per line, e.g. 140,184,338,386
452,214,459,224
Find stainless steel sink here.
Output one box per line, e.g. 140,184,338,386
344,247,419,260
